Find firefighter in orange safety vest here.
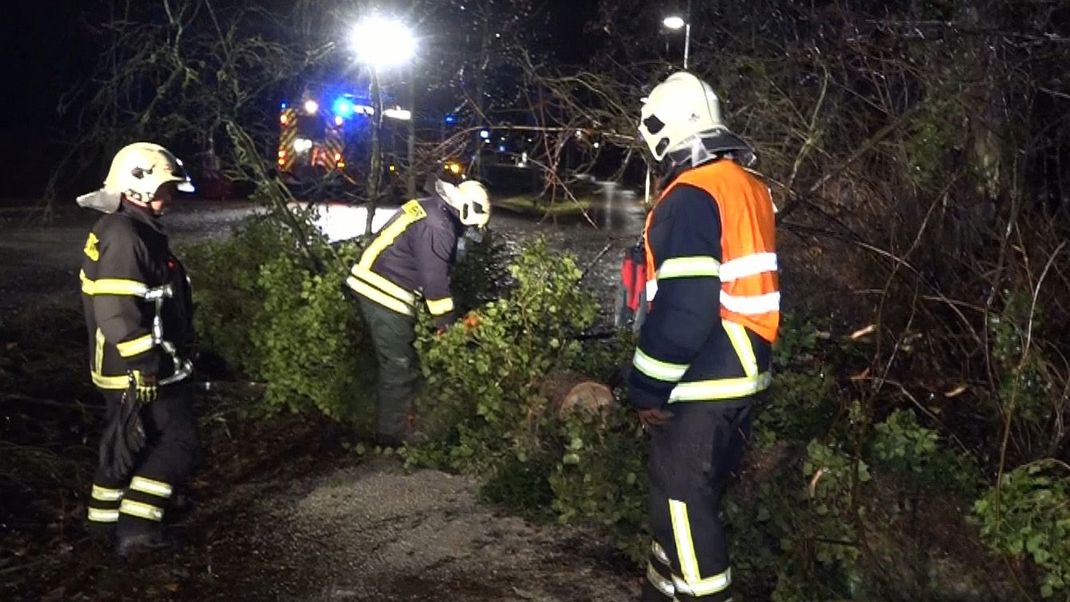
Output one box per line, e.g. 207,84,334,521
630,72,780,602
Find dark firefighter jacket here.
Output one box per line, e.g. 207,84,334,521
346,195,464,327
80,201,194,390
628,159,780,411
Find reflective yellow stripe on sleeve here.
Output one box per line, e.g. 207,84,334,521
116,334,155,358
91,371,130,390
656,256,720,280
80,270,149,297
426,297,455,316
632,348,689,383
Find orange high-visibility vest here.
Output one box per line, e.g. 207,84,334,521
644,160,780,342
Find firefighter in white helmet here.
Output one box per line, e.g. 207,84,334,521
79,142,199,558
346,178,491,446
631,72,780,602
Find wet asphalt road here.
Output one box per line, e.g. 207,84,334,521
0,199,265,322
0,185,645,323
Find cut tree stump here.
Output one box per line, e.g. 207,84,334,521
539,370,614,418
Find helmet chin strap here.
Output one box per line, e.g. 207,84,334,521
124,192,164,217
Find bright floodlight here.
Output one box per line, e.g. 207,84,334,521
663,15,686,30
303,99,319,115
383,107,412,121
351,16,416,68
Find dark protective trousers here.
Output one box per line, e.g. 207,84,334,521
358,297,421,440
86,384,198,538
642,402,752,602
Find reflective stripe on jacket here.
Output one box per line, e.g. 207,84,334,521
346,197,461,326
628,159,779,409
80,202,194,390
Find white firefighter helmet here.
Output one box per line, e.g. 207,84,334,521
638,72,726,162
436,179,491,228
103,142,195,202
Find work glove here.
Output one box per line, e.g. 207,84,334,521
637,407,673,431
98,387,149,480
129,370,159,404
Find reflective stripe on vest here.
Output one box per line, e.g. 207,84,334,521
643,160,780,343
346,200,426,314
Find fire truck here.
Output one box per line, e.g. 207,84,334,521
277,90,478,200
279,90,425,184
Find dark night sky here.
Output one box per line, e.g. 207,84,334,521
0,1,601,201
1,3,102,199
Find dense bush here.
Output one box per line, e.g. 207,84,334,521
975,461,1070,598
405,240,650,553
183,213,375,424
253,239,370,421
408,239,600,467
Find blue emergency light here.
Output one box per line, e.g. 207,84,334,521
445,114,456,124
332,97,355,120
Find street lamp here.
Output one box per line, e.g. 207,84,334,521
350,15,418,217
350,16,416,69
662,14,690,69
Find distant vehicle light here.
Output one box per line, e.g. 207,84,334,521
294,138,313,153
332,97,355,119
479,129,490,140
498,145,506,152
444,161,462,175
280,114,289,125
303,100,319,115
389,164,397,172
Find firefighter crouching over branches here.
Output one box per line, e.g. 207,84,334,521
629,72,781,602
78,142,199,558
346,178,491,446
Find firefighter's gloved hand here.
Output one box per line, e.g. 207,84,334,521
637,408,673,430
129,370,159,404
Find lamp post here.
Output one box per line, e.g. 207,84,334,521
351,15,416,229
662,14,690,69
